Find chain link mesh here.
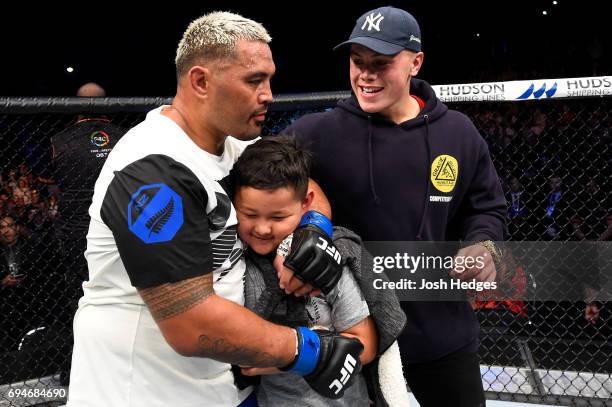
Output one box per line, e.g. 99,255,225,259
0,97,610,406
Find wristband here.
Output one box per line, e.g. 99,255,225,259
299,211,333,238
276,233,293,258
281,327,320,376
479,240,502,266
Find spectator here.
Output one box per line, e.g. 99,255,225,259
12,176,32,207
543,175,566,239
1,216,24,285
0,191,9,217
558,103,577,127
25,189,53,233
76,82,106,98
18,163,30,179
51,82,126,281
598,212,612,241
0,216,34,350
578,178,609,239
506,176,533,240
5,169,18,192
46,194,59,222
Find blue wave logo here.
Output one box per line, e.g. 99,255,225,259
516,82,558,99
128,183,183,244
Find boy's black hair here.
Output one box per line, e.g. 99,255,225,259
233,134,311,198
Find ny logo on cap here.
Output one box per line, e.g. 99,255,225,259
361,12,384,32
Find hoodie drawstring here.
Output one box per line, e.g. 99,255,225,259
367,116,381,205
416,114,431,241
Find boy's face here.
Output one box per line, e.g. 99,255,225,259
235,186,311,256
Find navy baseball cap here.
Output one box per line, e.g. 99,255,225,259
334,6,422,55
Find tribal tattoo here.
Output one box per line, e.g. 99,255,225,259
196,334,288,367
139,273,214,322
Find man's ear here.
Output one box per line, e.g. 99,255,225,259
188,65,210,98
302,189,315,212
410,51,424,77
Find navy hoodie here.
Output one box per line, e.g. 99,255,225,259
285,78,506,363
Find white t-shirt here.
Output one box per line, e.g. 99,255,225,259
68,107,253,407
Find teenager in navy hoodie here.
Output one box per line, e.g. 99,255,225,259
285,6,506,407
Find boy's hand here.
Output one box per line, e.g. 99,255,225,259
274,254,321,297
273,210,343,296
283,223,343,294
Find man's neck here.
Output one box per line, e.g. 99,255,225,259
162,101,226,156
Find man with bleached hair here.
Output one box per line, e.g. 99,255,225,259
67,11,358,407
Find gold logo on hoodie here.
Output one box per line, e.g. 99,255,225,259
431,155,458,193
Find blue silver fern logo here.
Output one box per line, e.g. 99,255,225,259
145,197,174,238
128,184,183,244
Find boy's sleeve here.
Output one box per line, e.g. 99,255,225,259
328,267,370,332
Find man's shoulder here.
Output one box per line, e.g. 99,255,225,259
106,114,182,167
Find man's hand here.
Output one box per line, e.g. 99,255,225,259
279,327,363,399
1,274,22,287
450,243,497,283
241,328,364,400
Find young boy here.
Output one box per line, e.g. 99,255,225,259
231,135,379,406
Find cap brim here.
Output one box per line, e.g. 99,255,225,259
333,37,405,55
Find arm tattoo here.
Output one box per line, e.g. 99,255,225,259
196,334,288,368
139,274,214,322
140,274,288,367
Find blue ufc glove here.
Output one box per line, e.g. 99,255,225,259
283,211,343,294
282,327,363,399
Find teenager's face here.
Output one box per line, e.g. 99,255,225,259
235,186,309,255
349,44,423,121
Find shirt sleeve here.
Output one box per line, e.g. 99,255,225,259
100,154,213,288
327,267,370,332
460,139,507,241
217,169,236,201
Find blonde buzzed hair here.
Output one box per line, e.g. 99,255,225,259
175,11,272,77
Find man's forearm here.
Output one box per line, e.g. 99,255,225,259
308,179,331,218
191,295,295,367
154,290,296,367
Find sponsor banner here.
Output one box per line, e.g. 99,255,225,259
432,76,612,102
